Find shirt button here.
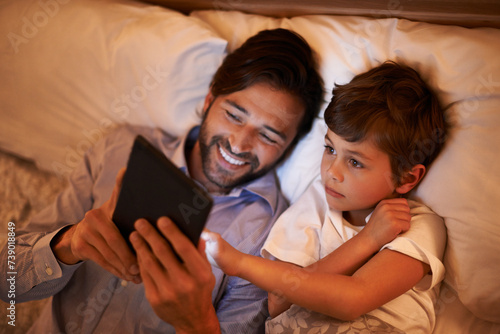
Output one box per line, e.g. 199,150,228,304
45,266,53,276
121,280,128,287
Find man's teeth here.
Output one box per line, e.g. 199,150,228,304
219,146,245,166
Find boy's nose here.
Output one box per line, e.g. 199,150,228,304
327,160,344,182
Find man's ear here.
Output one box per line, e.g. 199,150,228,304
203,90,215,114
396,164,426,195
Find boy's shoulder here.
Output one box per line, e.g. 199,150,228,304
407,199,438,217
406,199,446,236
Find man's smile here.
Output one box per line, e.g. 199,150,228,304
219,145,246,166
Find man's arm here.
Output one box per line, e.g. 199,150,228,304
0,152,97,302
51,168,139,282
0,129,139,302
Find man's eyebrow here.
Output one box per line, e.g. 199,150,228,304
264,125,287,142
225,99,287,142
225,99,248,115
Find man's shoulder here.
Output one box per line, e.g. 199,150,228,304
103,124,168,143
99,125,177,153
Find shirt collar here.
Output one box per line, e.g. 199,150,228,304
228,170,282,216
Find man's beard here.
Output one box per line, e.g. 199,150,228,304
198,125,274,192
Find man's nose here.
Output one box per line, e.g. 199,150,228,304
228,128,254,154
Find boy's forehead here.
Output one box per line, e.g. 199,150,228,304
325,129,387,160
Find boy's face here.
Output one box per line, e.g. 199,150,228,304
194,82,305,194
321,129,398,216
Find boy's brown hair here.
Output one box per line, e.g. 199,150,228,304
324,61,449,186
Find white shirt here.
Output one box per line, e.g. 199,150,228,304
262,178,446,333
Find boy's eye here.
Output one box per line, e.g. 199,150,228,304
324,145,336,155
349,159,363,168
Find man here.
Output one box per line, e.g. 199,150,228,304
0,28,323,333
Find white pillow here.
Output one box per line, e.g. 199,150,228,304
390,21,500,322
192,10,500,323
0,0,227,177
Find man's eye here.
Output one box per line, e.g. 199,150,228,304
261,133,277,144
226,111,241,122
324,145,336,155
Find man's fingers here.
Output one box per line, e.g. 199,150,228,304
131,230,161,276
80,208,138,278
72,232,128,280
134,217,211,277
106,168,139,276
131,232,161,298
133,218,183,274
156,217,211,274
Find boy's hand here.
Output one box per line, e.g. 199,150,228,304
201,230,243,277
359,198,411,250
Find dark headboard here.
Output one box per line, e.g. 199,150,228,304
144,0,500,28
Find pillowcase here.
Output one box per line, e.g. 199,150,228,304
0,0,227,177
191,10,500,323
386,21,500,323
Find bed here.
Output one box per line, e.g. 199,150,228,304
1,0,499,333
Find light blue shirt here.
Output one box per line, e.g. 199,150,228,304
0,125,288,333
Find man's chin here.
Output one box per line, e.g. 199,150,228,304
205,174,248,193
209,166,272,191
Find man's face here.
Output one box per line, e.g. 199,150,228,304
193,82,305,194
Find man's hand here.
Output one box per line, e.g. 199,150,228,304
130,217,220,334
358,198,411,250
51,168,140,282
201,230,244,277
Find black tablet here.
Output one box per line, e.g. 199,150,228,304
112,135,213,251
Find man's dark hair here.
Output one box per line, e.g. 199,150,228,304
210,28,324,149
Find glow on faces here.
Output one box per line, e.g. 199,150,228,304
195,82,305,194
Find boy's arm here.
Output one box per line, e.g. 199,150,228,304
236,247,429,321
204,198,413,318
311,198,412,276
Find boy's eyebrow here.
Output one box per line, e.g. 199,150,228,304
225,99,288,142
346,149,372,161
324,134,372,161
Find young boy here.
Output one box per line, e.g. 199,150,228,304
202,61,450,333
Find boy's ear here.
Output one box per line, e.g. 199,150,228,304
396,164,426,195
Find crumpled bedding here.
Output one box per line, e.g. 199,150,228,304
0,149,67,334
266,304,404,334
